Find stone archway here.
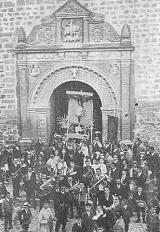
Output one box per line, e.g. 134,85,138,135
27,64,120,142
29,63,120,109
49,81,103,141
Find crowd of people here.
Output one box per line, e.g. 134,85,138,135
0,133,160,232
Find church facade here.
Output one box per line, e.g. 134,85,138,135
14,0,135,143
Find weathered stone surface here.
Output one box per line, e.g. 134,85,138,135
0,0,159,143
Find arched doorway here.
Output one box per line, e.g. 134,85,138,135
49,81,102,141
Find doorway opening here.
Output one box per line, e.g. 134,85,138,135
49,81,102,141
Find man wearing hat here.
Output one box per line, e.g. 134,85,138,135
18,202,32,232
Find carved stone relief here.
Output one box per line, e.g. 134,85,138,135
27,25,56,45
90,23,120,43
69,67,79,79
28,65,40,77
61,18,83,43
91,26,104,42
108,63,120,76
56,0,89,15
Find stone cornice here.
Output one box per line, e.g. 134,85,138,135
14,43,134,53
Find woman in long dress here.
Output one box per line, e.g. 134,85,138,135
38,201,54,232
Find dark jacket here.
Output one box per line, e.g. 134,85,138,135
134,191,145,202
72,222,83,232
81,211,94,232
18,208,32,226
23,171,36,193
111,184,129,199
98,192,113,208
128,197,138,213
2,198,13,215
0,184,7,198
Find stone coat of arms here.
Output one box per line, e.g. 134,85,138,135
62,19,82,43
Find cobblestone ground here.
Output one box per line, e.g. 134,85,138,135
0,182,76,232
0,181,154,232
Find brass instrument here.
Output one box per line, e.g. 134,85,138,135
65,181,80,192
89,174,109,192
40,176,55,190
12,166,22,179
82,167,93,178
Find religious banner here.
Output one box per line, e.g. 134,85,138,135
66,91,93,131
107,115,118,143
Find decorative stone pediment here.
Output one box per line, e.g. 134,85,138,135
54,0,91,16
15,0,132,49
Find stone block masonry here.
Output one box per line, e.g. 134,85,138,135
0,0,160,143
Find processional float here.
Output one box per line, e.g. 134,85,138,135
66,90,94,143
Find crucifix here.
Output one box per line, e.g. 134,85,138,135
66,90,93,142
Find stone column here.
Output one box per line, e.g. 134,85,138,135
120,51,132,139
83,17,89,43
130,60,135,140
56,18,62,43
17,54,29,137
35,108,50,143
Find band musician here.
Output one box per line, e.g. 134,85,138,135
54,186,70,232
90,168,107,204
77,182,88,216
81,160,94,187
23,167,36,209
64,176,79,219
11,158,21,199
37,173,55,210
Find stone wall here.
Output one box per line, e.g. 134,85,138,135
0,0,160,143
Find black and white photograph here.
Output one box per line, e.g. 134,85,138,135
0,0,160,231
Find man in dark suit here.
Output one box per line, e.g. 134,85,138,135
98,186,113,208
0,181,7,219
72,217,83,232
74,145,84,168
81,160,94,187
81,202,94,232
64,176,79,219
2,192,13,231
121,199,132,232
134,187,146,222
55,186,70,232
23,167,36,209
18,202,32,232
135,168,146,189
98,187,115,231
111,179,129,199
110,163,120,183
12,158,21,199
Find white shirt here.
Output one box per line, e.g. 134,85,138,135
92,164,100,173
47,156,60,169
57,161,67,175
99,163,107,174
